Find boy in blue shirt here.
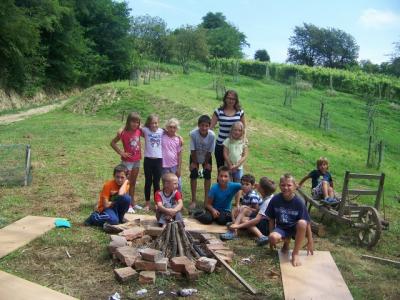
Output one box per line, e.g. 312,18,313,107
298,157,338,205
195,166,241,225
267,174,313,267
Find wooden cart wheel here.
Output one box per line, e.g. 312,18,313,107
357,207,382,248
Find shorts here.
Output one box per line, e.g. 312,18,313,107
312,181,328,199
255,218,269,236
273,226,296,239
121,160,140,171
231,168,243,182
189,156,212,180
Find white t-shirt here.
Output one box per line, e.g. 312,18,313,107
258,194,274,218
142,127,163,158
189,128,215,164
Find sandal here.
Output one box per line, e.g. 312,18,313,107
220,231,237,240
256,235,269,246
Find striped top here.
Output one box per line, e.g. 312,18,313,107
214,108,244,145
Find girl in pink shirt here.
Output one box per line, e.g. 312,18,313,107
162,118,183,191
111,112,142,212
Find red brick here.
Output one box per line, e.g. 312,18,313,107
170,256,193,273
184,264,200,281
131,235,152,247
206,238,225,244
119,227,145,241
155,257,168,272
113,267,137,283
196,257,217,273
145,226,164,237
115,246,141,267
108,236,128,255
214,250,234,258
139,271,156,284
134,258,157,271
199,233,216,243
140,248,163,262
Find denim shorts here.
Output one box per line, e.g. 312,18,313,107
273,226,296,239
121,160,140,170
231,168,243,181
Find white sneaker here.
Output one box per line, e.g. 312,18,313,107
127,206,136,214
133,204,143,210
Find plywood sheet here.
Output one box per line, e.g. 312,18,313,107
279,250,353,300
124,213,227,233
0,216,56,258
0,270,77,300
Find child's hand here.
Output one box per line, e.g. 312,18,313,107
211,208,220,218
121,152,133,159
229,224,239,230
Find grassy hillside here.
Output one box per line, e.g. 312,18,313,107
0,70,399,299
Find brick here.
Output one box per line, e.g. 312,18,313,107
140,248,163,262
145,226,164,237
115,246,141,267
184,264,200,281
108,236,128,255
114,267,137,283
196,257,217,273
215,253,233,264
199,233,216,243
155,257,168,272
205,243,230,255
207,239,224,245
170,256,193,273
134,258,157,271
214,250,234,258
131,235,152,247
119,227,145,241
139,271,156,284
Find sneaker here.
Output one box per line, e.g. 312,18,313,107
127,206,136,214
220,231,237,240
83,217,92,226
322,197,339,205
256,235,269,246
133,204,143,210
103,223,122,234
225,222,233,228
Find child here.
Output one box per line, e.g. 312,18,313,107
189,115,216,209
266,174,314,267
110,112,141,212
223,121,248,182
162,118,183,192
85,164,131,227
298,157,338,205
228,177,276,245
220,174,262,240
195,166,241,225
142,114,163,211
154,173,183,227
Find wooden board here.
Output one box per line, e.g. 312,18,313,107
279,250,353,300
0,270,77,300
124,213,227,233
0,216,56,258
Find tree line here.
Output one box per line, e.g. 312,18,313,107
1,2,399,96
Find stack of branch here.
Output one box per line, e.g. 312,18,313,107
152,221,202,259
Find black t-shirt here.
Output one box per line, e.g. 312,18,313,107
309,169,333,189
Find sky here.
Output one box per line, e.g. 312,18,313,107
126,0,400,64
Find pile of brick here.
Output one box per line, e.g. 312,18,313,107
108,221,234,284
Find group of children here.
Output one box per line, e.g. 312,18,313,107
85,92,340,267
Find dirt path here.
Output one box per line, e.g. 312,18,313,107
0,100,68,125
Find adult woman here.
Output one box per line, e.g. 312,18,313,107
210,90,246,169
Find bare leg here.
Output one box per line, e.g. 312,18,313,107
291,220,307,267
248,226,263,238
129,168,139,206
203,179,211,208
190,178,197,209
282,238,290,253
268,231,282,250
328,186,335,198
321,181,329,199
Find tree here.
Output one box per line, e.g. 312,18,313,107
200,12,249,58
287,23,359,69
131,15,171,62
169,25,208,74
254,49,270,62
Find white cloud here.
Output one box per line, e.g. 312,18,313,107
359,8,400,29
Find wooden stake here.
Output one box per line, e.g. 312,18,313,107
211,251,257,295
361,255,400,267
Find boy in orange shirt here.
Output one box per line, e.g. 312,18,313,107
85,164,131,226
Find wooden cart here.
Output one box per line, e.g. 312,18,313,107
298,171,386,248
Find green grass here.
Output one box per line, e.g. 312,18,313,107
0,69,399,299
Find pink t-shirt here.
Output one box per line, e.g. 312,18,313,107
119,128,141,162
162,134,182,168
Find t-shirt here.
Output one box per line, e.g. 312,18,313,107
97,180,130,213
266,193,310,230
208,182,242,212
223,138,247,169
142,127,163,158
214,108,244,145
258,194,274,219
309,169,333,188
162,133,182,168
154,190,182,208
119,129,142,162
241,190,262,206
189,128,215,164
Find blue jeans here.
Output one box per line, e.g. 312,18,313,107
88,195,131,226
